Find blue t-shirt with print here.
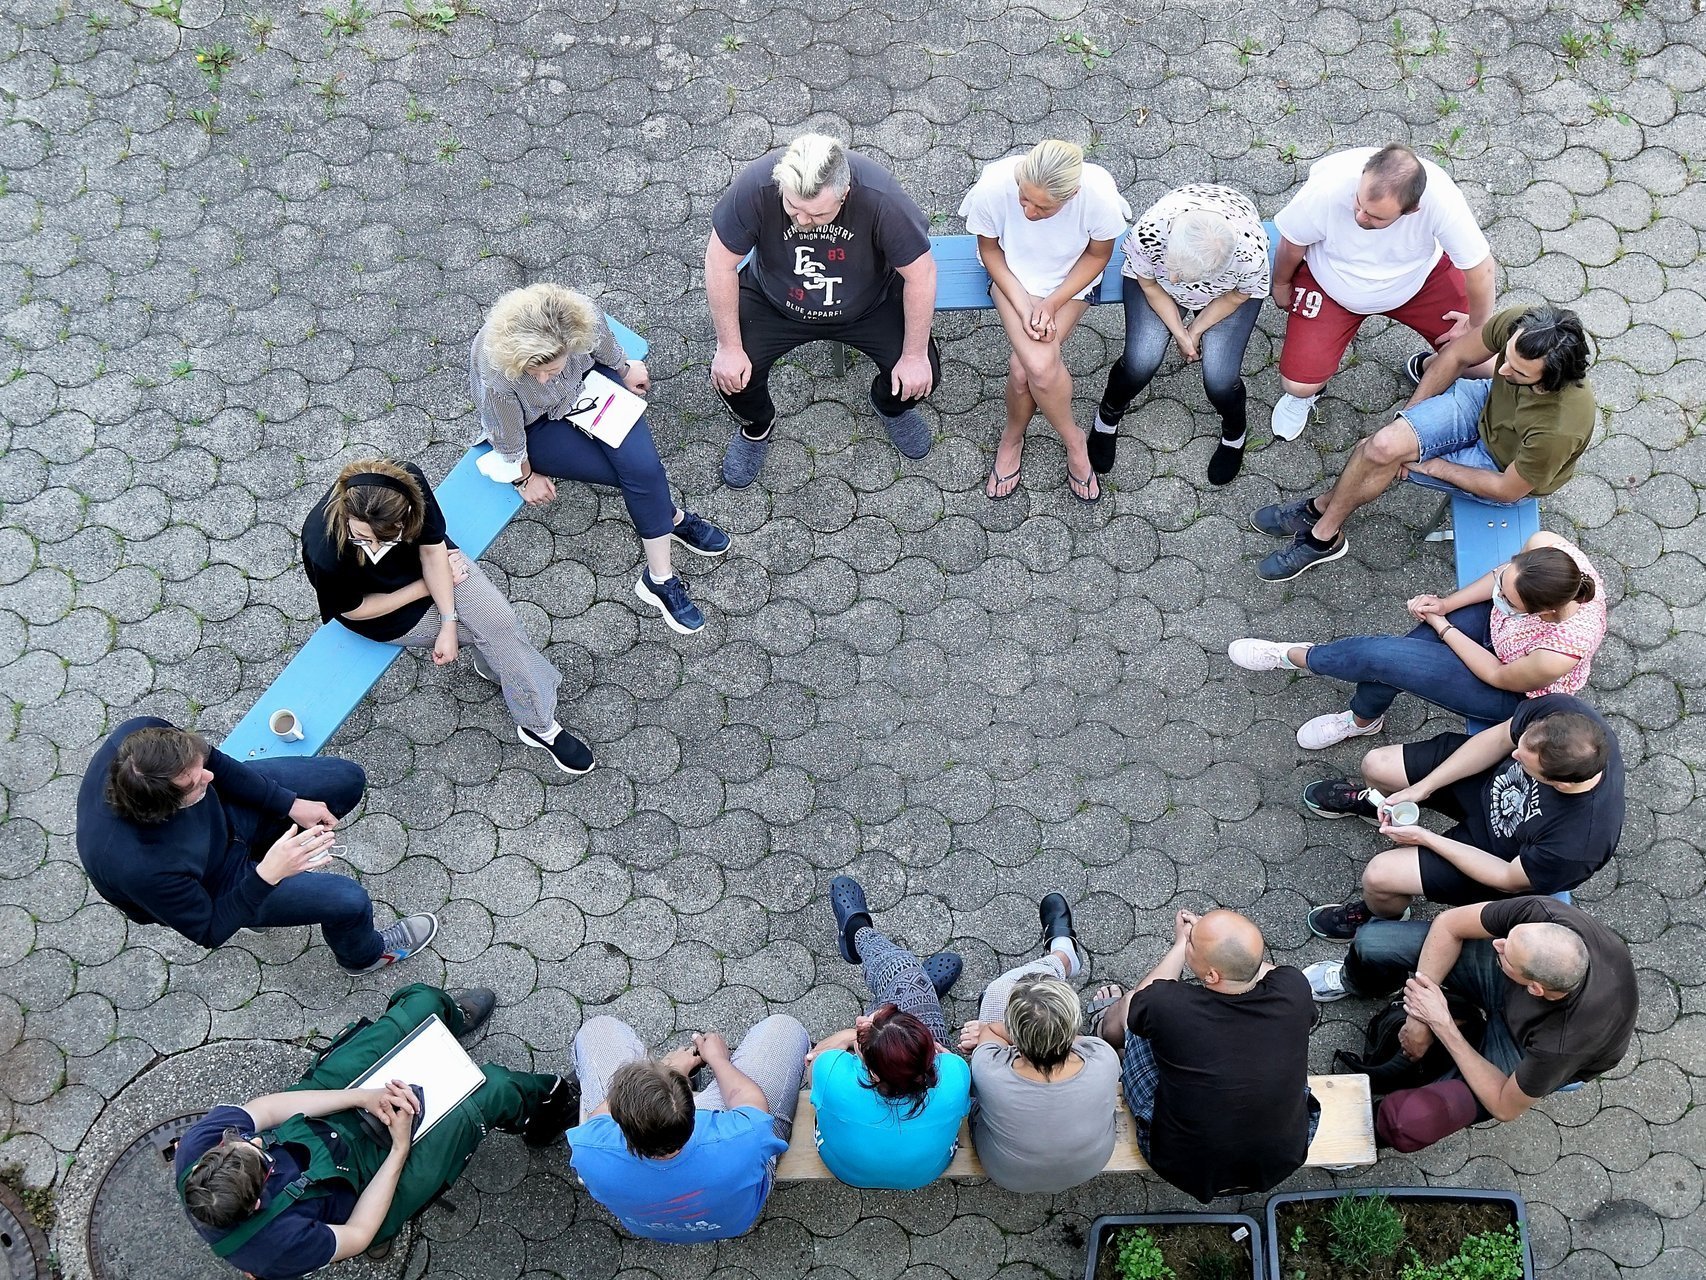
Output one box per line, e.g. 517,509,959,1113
809,1049,972,1189
566,1106,786,1242
173,1105,357,1280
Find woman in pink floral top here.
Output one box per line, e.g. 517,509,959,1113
1226,531,1607,749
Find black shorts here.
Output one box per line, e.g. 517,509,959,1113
1402,732,1520,906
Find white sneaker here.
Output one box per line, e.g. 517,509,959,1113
1270,393,1319,441
1304,960,1349,1002
1228,638,1302,671
1297,710,1384,750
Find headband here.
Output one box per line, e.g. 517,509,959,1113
342,471,417,499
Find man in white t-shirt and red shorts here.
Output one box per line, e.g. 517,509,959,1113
1267,144,1495,442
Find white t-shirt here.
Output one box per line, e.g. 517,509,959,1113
958,157,1130,298
1272,147,1490,314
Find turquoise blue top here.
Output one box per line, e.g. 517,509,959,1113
808,1048,973,1188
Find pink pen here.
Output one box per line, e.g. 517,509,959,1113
589,395,613,428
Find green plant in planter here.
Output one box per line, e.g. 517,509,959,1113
1398,1225,1524,1280
1188,1250,1241,1280
1114,1227,1176,1280
1325,1194,1405,1271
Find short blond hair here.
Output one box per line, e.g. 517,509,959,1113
1005,974,1081,1077
481,283,599,381
772,133,851,201
1016,139,1083,203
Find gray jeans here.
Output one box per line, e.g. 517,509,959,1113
572,1014,811,1139
391,557,562,735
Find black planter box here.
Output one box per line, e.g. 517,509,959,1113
1084,1212,1263,1280
1264,1186,1535,1280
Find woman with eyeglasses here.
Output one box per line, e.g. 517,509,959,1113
1227,530,1608,749
468,281,730,636
301,458,595,775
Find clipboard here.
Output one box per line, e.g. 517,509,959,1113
566,370,646,447
349,1015,484,1142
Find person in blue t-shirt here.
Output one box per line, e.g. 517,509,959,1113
809,876,973,1189
565,1014,810,1242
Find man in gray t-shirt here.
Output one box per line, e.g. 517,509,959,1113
704,132,940,489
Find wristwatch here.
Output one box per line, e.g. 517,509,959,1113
445,610,459,622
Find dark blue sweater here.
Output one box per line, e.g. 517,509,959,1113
77,717,296,947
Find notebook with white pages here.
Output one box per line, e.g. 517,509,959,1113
349,1015,485,1141
565,369,646,447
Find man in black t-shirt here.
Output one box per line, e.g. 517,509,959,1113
1302,693,1623,940
705,132,941,488
1093,909,1316,1202
1308,896,1637,1151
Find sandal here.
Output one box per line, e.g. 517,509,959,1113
1082,983,1127,1035
985,465,1021,501
1067,465,1100,503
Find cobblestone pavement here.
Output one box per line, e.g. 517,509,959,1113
2,0,1704,1275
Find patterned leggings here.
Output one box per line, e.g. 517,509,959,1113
856,927,947,1045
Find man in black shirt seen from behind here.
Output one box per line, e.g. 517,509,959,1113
1092,908,1317,1202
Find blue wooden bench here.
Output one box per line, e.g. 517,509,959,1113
222,319,649,761
824,222,1280,373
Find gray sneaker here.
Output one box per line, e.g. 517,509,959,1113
1250,495,1319,538
722,427,773,489
345,913,440,975
875,405,933,459
1258,533,1349,582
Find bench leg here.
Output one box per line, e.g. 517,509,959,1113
832,342,848,377
1421,493,1455,543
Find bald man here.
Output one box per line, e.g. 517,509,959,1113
1093,909,1317,1202
1306,896,1636,1151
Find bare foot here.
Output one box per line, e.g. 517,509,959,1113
985,436,1024,499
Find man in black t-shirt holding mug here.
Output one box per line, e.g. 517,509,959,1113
1306,896,1637,1151
1301,693,1623,940
705,132,941,488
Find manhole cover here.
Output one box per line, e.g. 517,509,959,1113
86,1113,245,1280
0,1181,50,1280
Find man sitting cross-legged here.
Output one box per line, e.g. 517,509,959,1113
1306,897,1636,1151
564,1014,810,1242
1250,303,1594,582
175,986,576,1279
1091,909,1317,1203
1303,692,1624,941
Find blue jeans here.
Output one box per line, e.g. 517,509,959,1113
1342,919,1523,1079
218,756,381,970
524,364,677,539
1399,379,1523,507
1099,288,1263,438
1304,602,1524,723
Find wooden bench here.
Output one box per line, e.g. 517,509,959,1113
826,223,1281,372
221,319,649,762
774,1072,1374,1181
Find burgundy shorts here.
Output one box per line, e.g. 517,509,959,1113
1278,256,1470,385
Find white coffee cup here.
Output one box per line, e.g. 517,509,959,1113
1385,800,1421,827
269,708,306,742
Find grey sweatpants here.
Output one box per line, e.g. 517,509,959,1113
391,557,562,735
572,1014,811,1139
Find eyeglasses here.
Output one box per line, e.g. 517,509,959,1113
567,396,598,417
351,535,401,552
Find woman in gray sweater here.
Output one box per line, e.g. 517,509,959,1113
468,283,729,635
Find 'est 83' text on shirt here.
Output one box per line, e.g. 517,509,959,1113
711,149,931,325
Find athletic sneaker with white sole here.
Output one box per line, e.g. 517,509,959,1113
1304,960,1350,1001
1297,710,1385,750
344,913,440,974
635,570,705,635
1270,392,1319,441
1228,638,1304,671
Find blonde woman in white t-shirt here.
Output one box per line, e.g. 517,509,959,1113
958,141,1130,501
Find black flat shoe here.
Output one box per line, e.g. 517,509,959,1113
922,951,963,998
829,876,873,963
1087,428,1117,474
452,987,497,1038
1207,439,1245,486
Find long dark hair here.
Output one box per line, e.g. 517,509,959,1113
1510,546,1596,612
321,459,427,555
856,1004,939,1119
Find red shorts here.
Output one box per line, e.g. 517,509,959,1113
1277,256,1470,385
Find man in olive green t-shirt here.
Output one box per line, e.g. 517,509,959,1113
1250,303,1594,582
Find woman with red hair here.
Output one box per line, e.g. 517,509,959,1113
806,876,972,1188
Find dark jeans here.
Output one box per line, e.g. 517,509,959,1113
1098,288,1262,439
524,364,677,539
218,755,380,970
1305,602,1524,724
1343,920,1524,1076
719,280,942,429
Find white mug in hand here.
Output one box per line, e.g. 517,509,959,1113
269,708,306,742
